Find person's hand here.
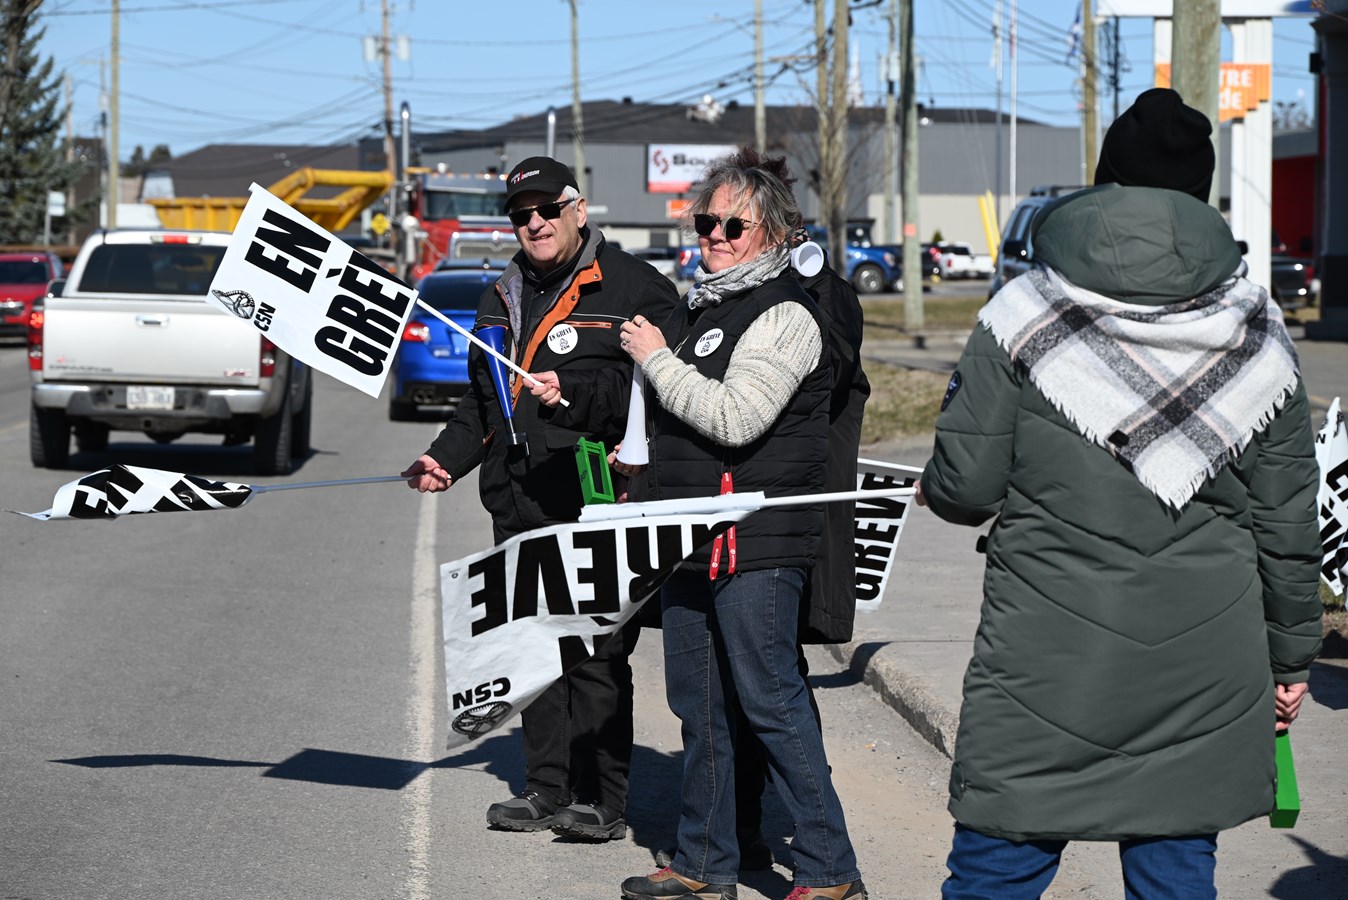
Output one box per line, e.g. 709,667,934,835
1275,682,1309,732
914,478,927,508
528,370,563,407
402,454,453,493
609,445,648,478
620,314,666,365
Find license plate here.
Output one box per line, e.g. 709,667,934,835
127,385,175,410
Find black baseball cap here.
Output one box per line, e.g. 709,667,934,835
503,156,579,212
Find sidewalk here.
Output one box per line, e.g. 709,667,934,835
832,330,1348,897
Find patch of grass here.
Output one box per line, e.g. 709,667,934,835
861,294,986,336
860,361,950,445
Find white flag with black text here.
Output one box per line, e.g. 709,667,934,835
12,465,254,521
1316,397,1348,594
206,184,416,398
440,504,750,749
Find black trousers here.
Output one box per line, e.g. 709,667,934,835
519,618,641,812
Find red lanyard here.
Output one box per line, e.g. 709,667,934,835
708,470,736,580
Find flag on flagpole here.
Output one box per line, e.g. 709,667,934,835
440,506,751,748
206,184,418,399
11,467,407,521
1315,397,1348,594
13,465,255,521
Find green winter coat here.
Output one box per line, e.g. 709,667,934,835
922,185,1323,842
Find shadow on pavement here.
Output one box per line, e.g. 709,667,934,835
1268,835,1348,899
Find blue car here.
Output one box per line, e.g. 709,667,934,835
675,235,900,294
389,269,496,420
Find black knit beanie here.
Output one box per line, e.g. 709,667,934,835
1094,87,1215,201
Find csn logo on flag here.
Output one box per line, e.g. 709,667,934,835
206,185,417,398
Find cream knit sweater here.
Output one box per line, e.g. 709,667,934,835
642,301,823,448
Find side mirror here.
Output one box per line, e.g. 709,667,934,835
46,278,65,299
1002,239,1028,260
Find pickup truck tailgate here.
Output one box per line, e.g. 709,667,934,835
43,297,261,386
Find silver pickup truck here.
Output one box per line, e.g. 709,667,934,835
28,228,311,475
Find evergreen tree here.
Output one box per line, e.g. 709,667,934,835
0,1,88,244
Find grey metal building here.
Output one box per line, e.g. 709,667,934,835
378,99,1087,254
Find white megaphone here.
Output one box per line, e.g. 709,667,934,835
615,366,649,466
791,239,824,277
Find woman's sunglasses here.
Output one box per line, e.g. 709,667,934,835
693,213,759,241
507,196,577,228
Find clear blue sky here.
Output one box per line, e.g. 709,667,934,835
35,0,1319,160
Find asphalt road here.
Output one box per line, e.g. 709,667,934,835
0,342,965,900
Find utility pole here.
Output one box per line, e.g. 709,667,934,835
814,0,828,234
1171,0,1221,208
883,0,898,246
900,0,921,331
381,0,395,180
65,72,74,245
1082,0,1097,184
568,0,586,197
825,0,849,267
993,0,1003,223
754,0,765,154
108,0,118,229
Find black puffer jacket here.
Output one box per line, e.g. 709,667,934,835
645,273,831,572
425,230,678,541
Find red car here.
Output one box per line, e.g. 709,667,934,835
0,251,62,337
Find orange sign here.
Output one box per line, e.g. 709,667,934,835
666,198,692,220
1155,63,1272,122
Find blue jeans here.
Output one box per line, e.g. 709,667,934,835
942,823,1218,900
661,567,860,887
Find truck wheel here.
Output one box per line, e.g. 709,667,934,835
290,375,313,459
389,398,416,421
30,405,71,469
253,388,294,476
75,421,110,453
852,263,885,295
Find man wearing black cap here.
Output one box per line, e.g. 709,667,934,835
918,88,1321,897
403,156,679,840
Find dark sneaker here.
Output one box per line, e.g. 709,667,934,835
551,801,627,841
485,790,561,832
783,881,867,900
654,841,773,871
621,868,738,900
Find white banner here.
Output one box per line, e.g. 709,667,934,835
12,465,254,521
1316,397,1348,594
854,462,919,613
206,184,417,398
441,506,749,748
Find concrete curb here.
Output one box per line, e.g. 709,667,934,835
824,640,960,760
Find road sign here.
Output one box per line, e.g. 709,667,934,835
370,213,390,236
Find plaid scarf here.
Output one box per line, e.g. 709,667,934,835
687,244,790,309
980,265,1299,509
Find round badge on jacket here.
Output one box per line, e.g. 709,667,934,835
695,328,724,357
546,323,578,355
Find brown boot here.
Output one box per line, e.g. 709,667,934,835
621,867,738,899
784,881,868,900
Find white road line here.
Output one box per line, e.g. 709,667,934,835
402,491,439,900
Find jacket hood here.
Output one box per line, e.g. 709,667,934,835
1030,184,1242,305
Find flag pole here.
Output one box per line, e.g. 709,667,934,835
250,475,408,494
415,299,571,408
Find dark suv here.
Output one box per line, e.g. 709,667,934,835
988,185,1086,298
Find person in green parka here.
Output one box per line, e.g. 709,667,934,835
918,88,1323,899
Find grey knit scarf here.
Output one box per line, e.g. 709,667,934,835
687,244,790,308
980,263,1299,509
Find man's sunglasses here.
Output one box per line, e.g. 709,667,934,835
507,196,577,228
693,213,759,241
